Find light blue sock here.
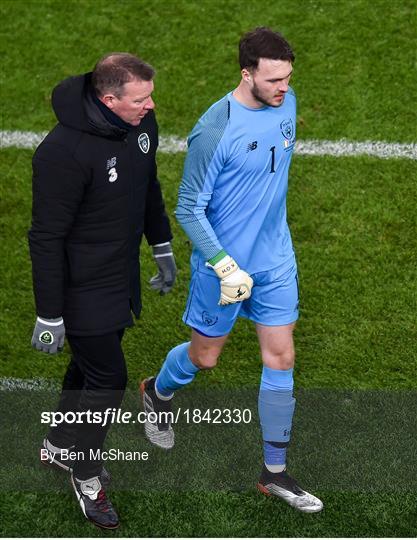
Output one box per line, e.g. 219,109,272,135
258,366,295,470
155,342,199,397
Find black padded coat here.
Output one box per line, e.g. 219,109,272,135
28,73,172,335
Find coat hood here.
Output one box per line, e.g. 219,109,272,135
51,73,129,139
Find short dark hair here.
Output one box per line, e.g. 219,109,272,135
239,27,294,70
92,52,155,98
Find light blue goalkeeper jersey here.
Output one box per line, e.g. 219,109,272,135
176,89,297,276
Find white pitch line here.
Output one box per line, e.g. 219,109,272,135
295,139,417,160
1,130,416,159
0,377,59,391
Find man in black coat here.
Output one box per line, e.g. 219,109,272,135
28,52,176,529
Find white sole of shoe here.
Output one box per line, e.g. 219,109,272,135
258,482,324,513
144,420,175,450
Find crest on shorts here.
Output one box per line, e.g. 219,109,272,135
138,133,150,154
280,119,294,140
202,311,218,327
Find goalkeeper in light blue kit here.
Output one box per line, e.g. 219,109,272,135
141,27,323,513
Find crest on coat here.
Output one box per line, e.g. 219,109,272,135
138,133,150,154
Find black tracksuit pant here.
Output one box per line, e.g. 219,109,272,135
47,329,127,479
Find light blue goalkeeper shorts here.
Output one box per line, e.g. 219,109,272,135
182,264,299,337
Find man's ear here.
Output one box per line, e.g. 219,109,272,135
100,94,117,109
241,68,252,83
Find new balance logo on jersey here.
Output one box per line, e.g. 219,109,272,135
246,141,258,152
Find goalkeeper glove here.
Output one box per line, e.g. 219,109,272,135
31,316,65,354
212,255,253,305
149,242,177,295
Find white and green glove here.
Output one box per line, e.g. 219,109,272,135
31,316,65,354
149,242,177,295
211,255,253,306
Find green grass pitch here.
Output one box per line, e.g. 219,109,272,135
1,0,416,537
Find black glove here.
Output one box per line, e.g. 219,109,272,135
31,316,65,354
149,242,177,295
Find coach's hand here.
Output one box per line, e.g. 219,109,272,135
212,255,253,305
31,316,65,354
150,242,177,295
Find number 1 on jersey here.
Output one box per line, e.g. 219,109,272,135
269,146,276,173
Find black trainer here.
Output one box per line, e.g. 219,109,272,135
257,465,323,513
140,376,174,449
40,438,111,487
71,474,119,529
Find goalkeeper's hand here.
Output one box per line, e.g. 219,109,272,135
212,255,253,306
31,316,65,354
